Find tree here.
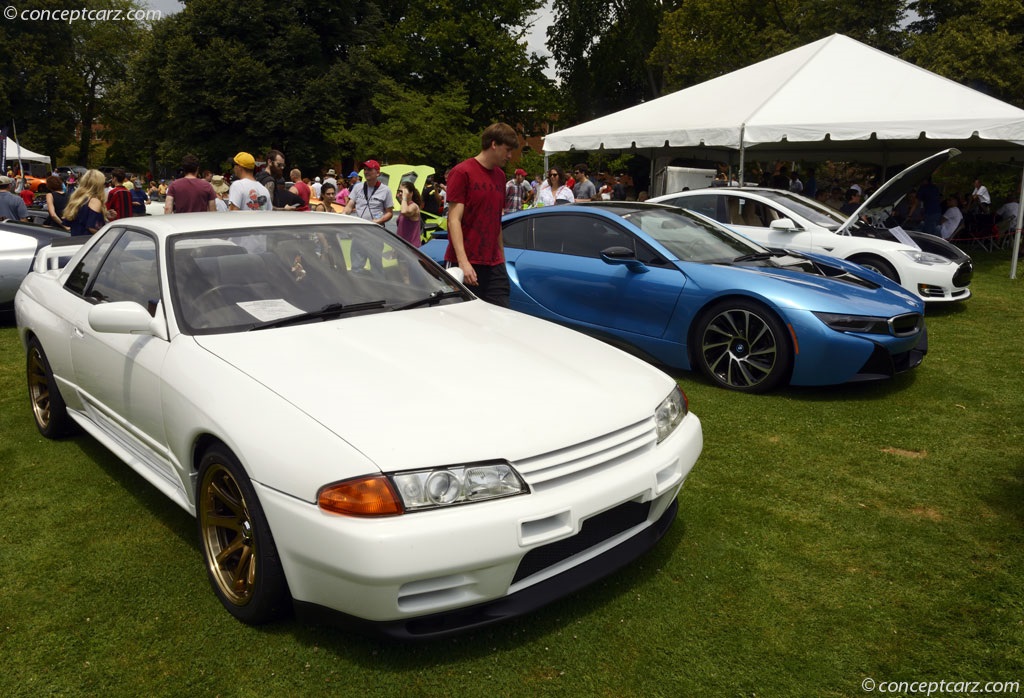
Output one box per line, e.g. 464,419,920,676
649,0,906,92
71,0,150,166
547,0,671,123
904,0,1024,108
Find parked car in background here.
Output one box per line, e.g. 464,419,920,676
650,150,971,303
0,221,70,313
15,211,702,636
423,202,928,393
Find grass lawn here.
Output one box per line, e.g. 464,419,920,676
1,250,1022,697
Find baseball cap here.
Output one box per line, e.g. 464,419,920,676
515,168,527,176
348,171,360,178
362,159,381,171
233,152,256,170
0,175,13,186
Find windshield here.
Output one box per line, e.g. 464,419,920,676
169,223,465,334
614,206,769,263
754,190,847,229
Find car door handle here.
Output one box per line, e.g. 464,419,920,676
72,327,85,339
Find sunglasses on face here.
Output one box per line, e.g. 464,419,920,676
548,173,558,178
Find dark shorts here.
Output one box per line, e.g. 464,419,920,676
472,262,510,308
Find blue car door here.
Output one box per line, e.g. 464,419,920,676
508,212,684,338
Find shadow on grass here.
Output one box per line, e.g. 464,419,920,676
73,434,196,549
663,364,919,404
286,520,690,665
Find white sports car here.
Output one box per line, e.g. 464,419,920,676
650,150,972,303
15,211,702,637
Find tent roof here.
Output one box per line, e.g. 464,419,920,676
4,137,50,165
543,34,1024,155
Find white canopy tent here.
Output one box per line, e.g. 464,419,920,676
543,34,1024,275
4,137,50,165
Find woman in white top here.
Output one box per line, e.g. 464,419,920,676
536,166,575,206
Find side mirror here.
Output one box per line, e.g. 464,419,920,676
769,217,800,231
445,266,465,284
89,301,167,339
600,246,649,273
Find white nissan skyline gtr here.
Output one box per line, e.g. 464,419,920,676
14,211,702,638
651,150,972,303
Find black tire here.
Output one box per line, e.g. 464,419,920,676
26,337,74,438
196,445,290,624
848,254,899,283
693,299,792,393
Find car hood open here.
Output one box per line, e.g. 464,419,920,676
837,148,960,235
194,300,677,471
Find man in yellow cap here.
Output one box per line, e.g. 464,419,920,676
228,152,272,211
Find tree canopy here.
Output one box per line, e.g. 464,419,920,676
2,0,1023,172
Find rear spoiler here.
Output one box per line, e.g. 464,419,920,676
33,235,91,273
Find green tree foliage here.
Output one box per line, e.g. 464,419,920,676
326,78,477,165
547,0,670,122
649,0,906,93
905,0,1024,107
105,0,555,173
0,1,85,165
379,0,556,134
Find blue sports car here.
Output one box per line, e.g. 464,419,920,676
422,202,928,393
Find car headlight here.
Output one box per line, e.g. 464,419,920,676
318,462,528,516
898,249,951,266
656,386,688,443
813,312,890,334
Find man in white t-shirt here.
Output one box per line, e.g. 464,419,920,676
939,196,963,240
228,152,272,211
970,178,991,213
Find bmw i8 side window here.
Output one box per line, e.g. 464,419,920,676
533,214,634,258
502,219,528,249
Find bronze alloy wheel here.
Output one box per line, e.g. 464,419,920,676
696,300,792,393
27,344,53,430
26,338,72,438
196,447,289,624
199,462,258,607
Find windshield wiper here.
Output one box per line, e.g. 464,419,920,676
250,300,387,330
732,252,775,263
392,289,464,311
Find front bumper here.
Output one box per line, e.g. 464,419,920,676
256,412,702,635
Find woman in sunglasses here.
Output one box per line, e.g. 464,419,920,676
535,166,575,207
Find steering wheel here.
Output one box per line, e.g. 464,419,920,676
193,284,250,308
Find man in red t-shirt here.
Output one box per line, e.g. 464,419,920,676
444,123,517,307
164,154,217,214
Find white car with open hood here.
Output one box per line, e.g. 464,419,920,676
14,211,702,638
651,149,972,303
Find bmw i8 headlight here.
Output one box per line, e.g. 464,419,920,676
318,462,528,516
813,312,890,334
898,249,951,266
656,386,688,443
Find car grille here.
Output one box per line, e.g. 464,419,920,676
953,261,973,287
889,313,923,337
512,500,652,584
512,417,657,491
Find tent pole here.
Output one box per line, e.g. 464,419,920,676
738,125,746,186
1010,160,1024,280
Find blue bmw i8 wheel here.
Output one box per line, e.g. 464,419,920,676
695,300,792,393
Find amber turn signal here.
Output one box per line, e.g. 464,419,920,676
318,475,404,517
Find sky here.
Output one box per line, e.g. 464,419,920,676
142,0,555,75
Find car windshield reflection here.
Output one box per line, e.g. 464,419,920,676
617,208,767,263
169,224,464,334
